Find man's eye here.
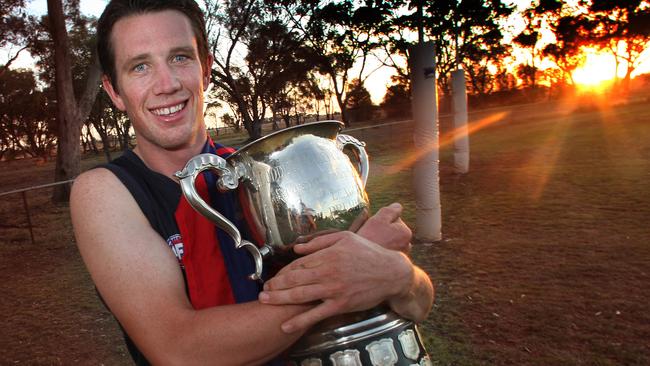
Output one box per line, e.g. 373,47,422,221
173,55,189,63
133,63,147,73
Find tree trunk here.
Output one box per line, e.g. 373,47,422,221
100,134,112,162
88,128,100,155
48,0,101,202
49,0,80,202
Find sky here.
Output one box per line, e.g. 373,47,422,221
26,0,107,17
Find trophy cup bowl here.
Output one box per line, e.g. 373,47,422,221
174,121,370,279
175,121,431,365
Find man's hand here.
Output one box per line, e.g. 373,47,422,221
356,202,412,253
258,231,414,333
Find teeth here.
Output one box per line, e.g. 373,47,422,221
152,102,185,116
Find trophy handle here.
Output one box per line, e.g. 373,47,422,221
174,153,266,281
337,134,369,188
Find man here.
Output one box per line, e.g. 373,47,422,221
70,0,434,364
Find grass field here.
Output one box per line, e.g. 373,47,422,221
1,97,649,365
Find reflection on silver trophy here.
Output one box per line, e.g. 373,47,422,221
175,121,431,365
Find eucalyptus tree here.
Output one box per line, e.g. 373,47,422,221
345,78,374,122
0,68,56,160
516,0,590,90
267,0,391,126
587,0,650,89
380,75,410,118
246,20,314,130
373,0,511,97
205,0,317,139
87,89,129,162
0,0,35,76
513,17,540,90
206,0,266,139
39,0,101,201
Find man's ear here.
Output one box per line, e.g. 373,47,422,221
102,75,126,111
203,53,214,91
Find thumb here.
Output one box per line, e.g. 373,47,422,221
374,202,403,223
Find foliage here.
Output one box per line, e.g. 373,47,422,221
529,1,589,86
207,0,264,139
586,0,650,89
0,0,35,75
246,19,315,130
513,16,541,89
0,68,56,160
207,0,319,139
87,88,131,162
376,0,512,97
381,75,411,119
30,10,97,102
269,0,389,125
345,78,374,122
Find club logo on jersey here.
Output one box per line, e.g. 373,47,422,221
166,234,185,261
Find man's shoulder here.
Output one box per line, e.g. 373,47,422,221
70,167,129,206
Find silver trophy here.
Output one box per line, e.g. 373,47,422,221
175,121,430,365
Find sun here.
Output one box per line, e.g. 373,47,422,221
572,50,618,89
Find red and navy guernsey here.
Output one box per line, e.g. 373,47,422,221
102,138,275,365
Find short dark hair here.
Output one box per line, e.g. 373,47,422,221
97,0,209,91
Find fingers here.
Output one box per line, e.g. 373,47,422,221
292,231,349,255
259,281,332,305
279,299,344,333
263,265,322,291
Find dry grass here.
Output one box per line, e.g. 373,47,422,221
1,97,649,364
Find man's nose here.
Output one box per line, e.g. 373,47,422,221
153,64,181,94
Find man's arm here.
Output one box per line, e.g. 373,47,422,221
258,204,434,333
71,168,310,365
355,202,435,321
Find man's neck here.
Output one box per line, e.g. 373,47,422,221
133,134,207,178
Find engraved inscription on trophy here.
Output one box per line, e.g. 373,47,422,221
330,349,362,366
398,329,421,360
269,165,284,183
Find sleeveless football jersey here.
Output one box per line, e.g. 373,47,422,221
102,139,270,364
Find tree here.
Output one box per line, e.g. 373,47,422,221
207,0,265,139
345,78,374,122
374,0,512,97
588,0,650,89
45,0,101,202
270,0,389,126
246,20,314,131
0,68,56,160
528,1,589,87
87,89,130,162
516,63,538,89
381,75,410,119
513,27,541,90
0,0,34,76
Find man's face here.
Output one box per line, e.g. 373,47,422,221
103,10,212,152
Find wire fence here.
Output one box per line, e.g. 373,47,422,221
0,119,418,246
0,179,74,245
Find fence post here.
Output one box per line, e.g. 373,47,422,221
21,191,36,245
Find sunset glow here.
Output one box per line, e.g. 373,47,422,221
572,51,619,89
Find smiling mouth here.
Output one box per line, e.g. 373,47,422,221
151,101,187,116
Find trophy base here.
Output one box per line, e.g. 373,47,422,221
287,307,431,366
